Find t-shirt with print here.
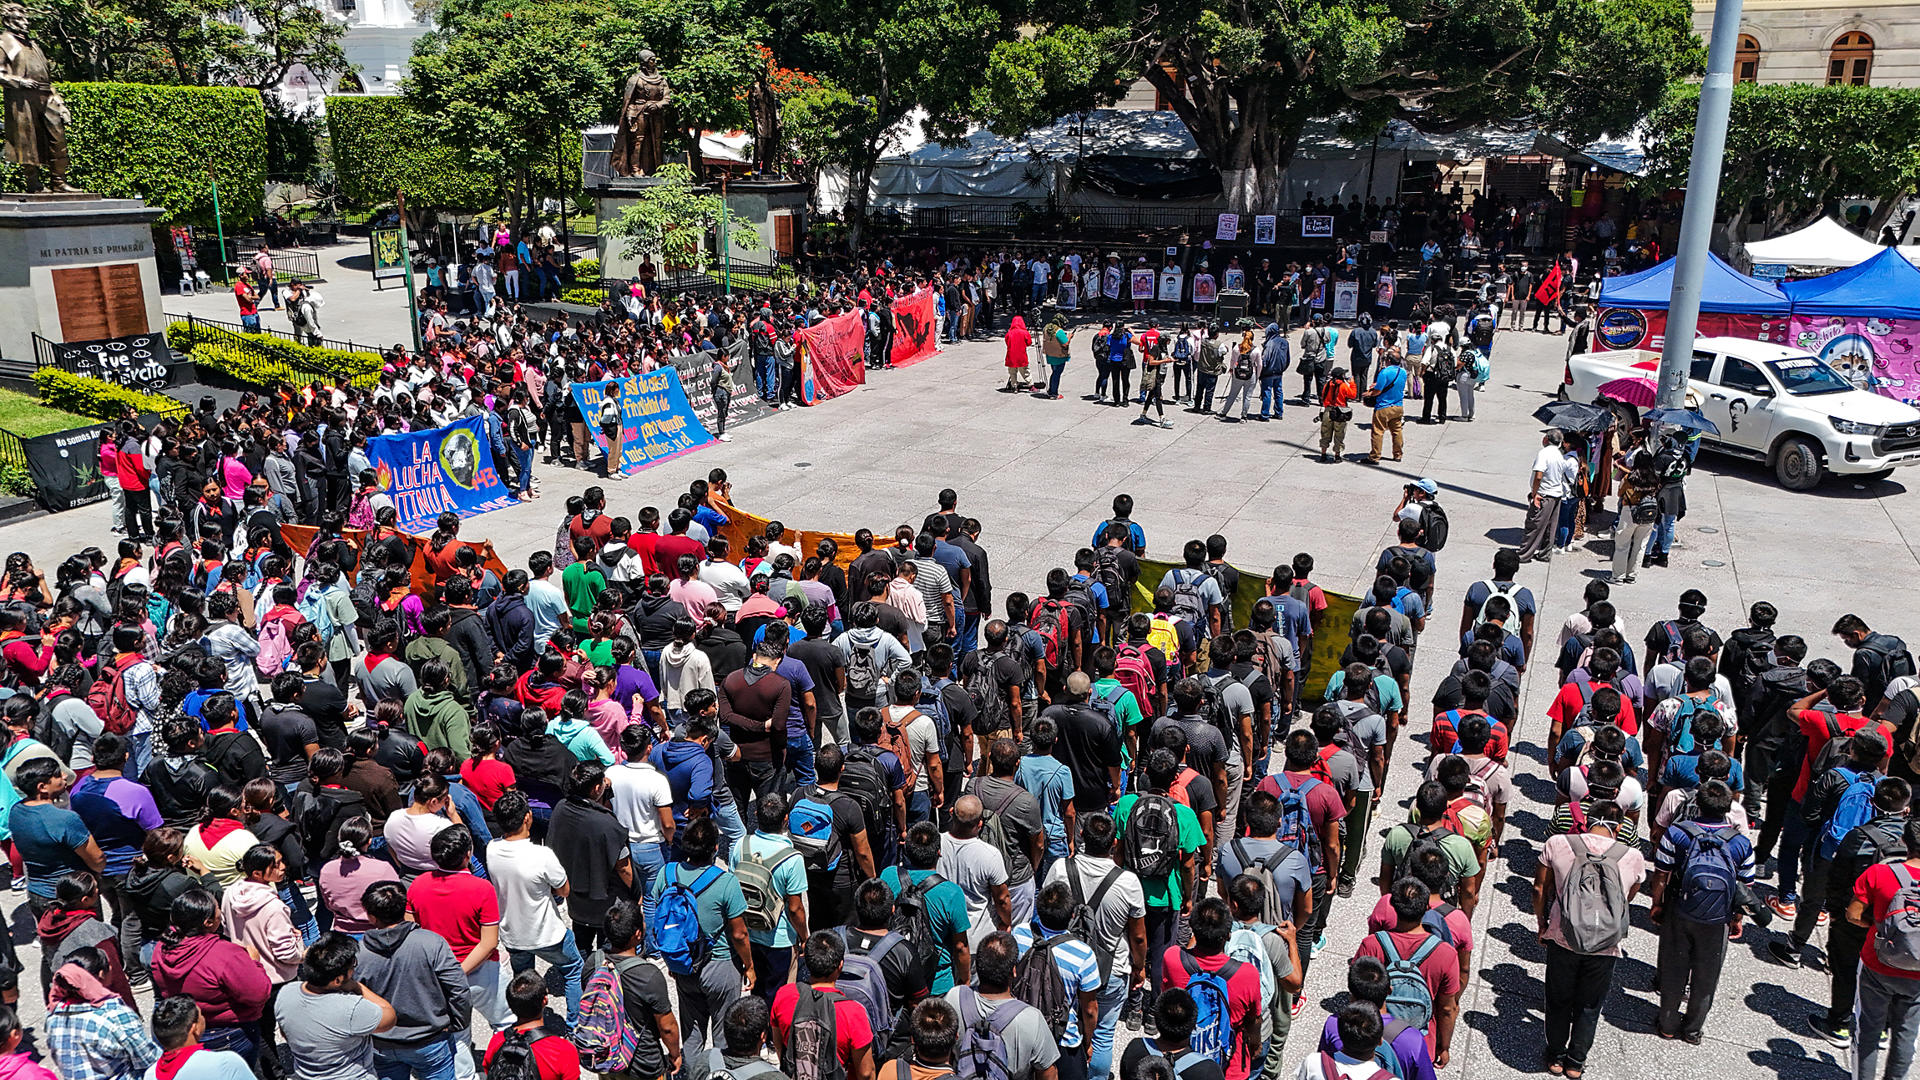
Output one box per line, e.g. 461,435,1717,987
649,861,749,962
406,870,500,964
1367,895,1474,962
1537,833,1646,956
1112,793,1206,909
735,831,810,947
1352,929,1461,1049
1216,837,1313,923
943,988,1061,1080
276,984,384,1080
771,983,874,1070
938,833,1010,948
969,775,1044,886
1012,924,1104,1046
1161,948,1263,1080
1043,855,1147,980
1016,755,1076,851
1547,678,1643,737
881,866,971,994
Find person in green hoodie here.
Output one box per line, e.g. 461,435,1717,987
560,536,605,635
402,608,470,703
403,660,471,759
547,690,616,766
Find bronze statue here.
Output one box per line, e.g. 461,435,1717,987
0,3,71,192
748,68,779,175
611,50,672,178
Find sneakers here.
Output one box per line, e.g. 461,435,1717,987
1290,996,1306,1019
1142,1013,1159,1039
1768,896,1799,920
1122,992,1142,1032
1809,1014,1853,1049
1767,940,1803,967
1818,910,1831,927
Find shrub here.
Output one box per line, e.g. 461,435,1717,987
167,320,383,379
569,257,600,282
0,464,31,497
58,83,267,228
326,96,496,213
189,343,382,391
32,369,189,421
558,287,609,307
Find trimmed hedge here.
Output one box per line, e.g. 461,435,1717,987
570,258,600,281
167,320,383,378
58,83,267,228
190,343,381,391
33,368,189,421
326,96,496,213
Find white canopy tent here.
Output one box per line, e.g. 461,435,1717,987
1745,216,1920,269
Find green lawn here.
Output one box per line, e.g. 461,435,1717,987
0,387,100,437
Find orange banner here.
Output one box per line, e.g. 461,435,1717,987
714,499,876,570
281,523,512,598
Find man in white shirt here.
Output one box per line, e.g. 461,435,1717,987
608,727,676,929
486,789,585,1027
1518,430,1576,563
699,545,753,614
1043,815,1147,1080
524,552,570,652
939,794,1012,951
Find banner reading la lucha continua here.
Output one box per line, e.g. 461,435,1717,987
368,416,519,532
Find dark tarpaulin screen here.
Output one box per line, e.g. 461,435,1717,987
1077,154,1222,201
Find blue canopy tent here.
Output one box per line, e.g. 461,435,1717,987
1597,253,1791,314
1781,247,1920,320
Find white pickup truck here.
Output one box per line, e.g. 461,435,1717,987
1565,336,1920,490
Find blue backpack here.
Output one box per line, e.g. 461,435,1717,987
652,865,723,975
787,788,844,872
1177,951,1241,1067
1673,823,1739,925
1666,692,1722,756
1819,766,1881,859
1271,774,1322,865
1388,586,1418,616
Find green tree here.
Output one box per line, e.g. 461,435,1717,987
33,0,346,90
1643,82,1920,248
965,0,1699,213
325,95,497,223
603,162,759,271
58,83,267,227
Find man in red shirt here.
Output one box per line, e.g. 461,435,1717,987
1793,677,1885,803
630,506,663,577
1254,732,1347,956
1353,878,1463,1066
1546,647,1639,747
654,509,707,573
1847,818,1920,1080
234,271,261,332
567,487,615,556
1160,898,1263,1080
486,970,582,1080
770,932,876,1080
406,824,510,1032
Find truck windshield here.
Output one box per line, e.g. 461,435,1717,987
1766,356,1853,395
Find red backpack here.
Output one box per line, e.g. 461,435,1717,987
86,654,142,736
1029,597,1072,670
1310,742,1342,786
1114,643,1157,713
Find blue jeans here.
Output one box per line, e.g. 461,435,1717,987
375,1036,458,1080
1047,361,1067,396
1259,376,1285,418
753,353,776,400
240,314,261,333
1779,812,1809,903
787,729,817,787
513,447,534,495
945,312,962,342
955,609,981,659
1088,971,1130,1080
129,729,153,782
1647,513,1677,556
1556,497,1578,550
630,840,667,947
507,927,585,1026
1195,372,1219,412
712,798,747,862
908,788,933,825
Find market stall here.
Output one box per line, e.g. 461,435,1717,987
1781,247,1920,402
1592,252,1792,352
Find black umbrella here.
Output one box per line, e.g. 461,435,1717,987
1532,401,1616,435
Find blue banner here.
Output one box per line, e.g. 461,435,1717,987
570,368,716,476
369,415,519,532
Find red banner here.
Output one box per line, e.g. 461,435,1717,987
890,290,939,367
1592,308,1779,352
796,311,867,405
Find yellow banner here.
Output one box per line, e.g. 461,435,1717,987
1130,559,1361,705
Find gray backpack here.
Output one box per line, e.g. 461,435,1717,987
1557,837,1632,953
1874,863,1920,973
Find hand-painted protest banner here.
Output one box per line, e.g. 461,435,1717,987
22,426,108,511
890,289,939,367
369,416,518,532
796,310,867,403
570,368,716,476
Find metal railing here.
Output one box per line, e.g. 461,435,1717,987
240,248,323,282
905,205,1311,239
166,312,384,358
0,427,25,475
29,332,54,371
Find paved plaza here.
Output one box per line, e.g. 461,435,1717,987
5,312,1915,1080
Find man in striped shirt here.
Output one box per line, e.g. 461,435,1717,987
909,534,956,642
1011,882,1104,1080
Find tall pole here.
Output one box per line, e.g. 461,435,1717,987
396,189,423,354
1655,0,1745,409
720,171,731,295
208,165,229,285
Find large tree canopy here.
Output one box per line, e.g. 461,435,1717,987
962,0,1699,211
1643,82,1920,247
34,0,347,89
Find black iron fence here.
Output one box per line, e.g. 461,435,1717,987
0,427,25,475
906,205,1310,239
166,312,385,358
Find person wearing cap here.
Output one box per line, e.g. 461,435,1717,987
1394,478,1440,528
1317,365,1358,463
1519,430,1577,562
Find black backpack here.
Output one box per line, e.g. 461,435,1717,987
782,984,846,1080
1011,929,1078,1042
890,872,945,975
487,1027,544,1080
1861,635,1918,695
1123,794,1181,878
1419,502,1450,552
838,748,894,841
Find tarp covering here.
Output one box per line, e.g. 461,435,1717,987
1781,247,1920,320
1597,253,1791,314
1127,562,1361,704
1746,217,1893,270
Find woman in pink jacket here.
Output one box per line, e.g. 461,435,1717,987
218,845,305,985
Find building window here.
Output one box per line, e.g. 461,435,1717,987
1829,32,1873,85
1736,35,1760,82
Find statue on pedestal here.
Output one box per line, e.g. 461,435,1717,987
0,3,72,193
748,69,780,176
611,50,672,178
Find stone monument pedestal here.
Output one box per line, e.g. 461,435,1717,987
0,193,165,363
